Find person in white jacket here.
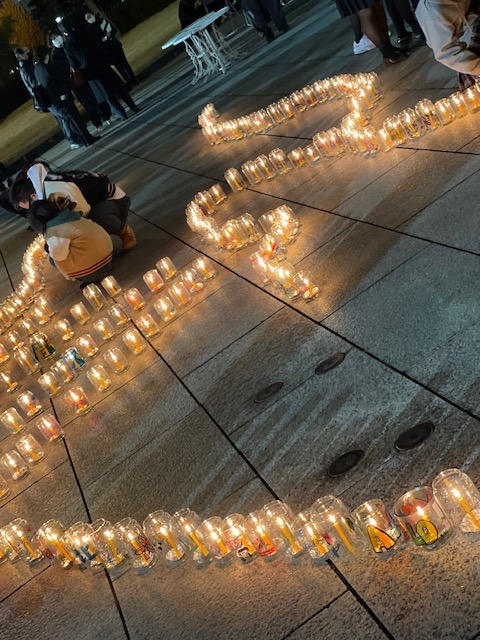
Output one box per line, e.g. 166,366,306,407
416,0,480,78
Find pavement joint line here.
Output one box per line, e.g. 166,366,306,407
328,560,397,640
278,589,349,639
95,143,480,258
129,208,480,423
0,563,51,604
130,310,282,502
0,459,69,510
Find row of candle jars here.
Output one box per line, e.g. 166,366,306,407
1,469,478,572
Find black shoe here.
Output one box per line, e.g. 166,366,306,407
87,135,101,144
131,106,140,113
264,31,275,43
411,33,426,46
279,25,290,34
384,48,409,64
397,33,412,47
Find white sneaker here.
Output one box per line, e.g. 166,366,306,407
353,35,376,54
70,143,81,150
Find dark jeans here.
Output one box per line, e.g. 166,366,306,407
242,0,288,37
48,98,94,146
89,195,130,235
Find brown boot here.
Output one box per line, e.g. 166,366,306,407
118,223,137,250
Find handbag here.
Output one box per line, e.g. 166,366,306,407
70,69,88,88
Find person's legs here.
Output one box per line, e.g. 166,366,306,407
48,103,79,144
60,99,99,146
242,0,276,40
89,196,136,249
76,262,112,285
392,0,423,35
351,14,363,42
261,0,289,31
383,0,410,39
358,1,406,60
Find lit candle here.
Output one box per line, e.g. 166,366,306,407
18,318,36,336
1,451,28,480
159,526,184,560
36,413,64,443
192,257,216,280
305,525,327,554
213,533,229,555
304,144,321,163
70,303,91,325
153,296,177,322
103,348,129,374
241,160,263,185
64,387,92,415
124,288,147,312
127,532,151,564
54,319,75,341
181,268,204,294
276,517,302,554
76,334,99,359
136,313,161,339
21,535,39,558
224,168,246,192
293,271,320,301
0,342,10,364
143,269,165,293
156,258,177,281
195,190,216,215
50,535,74,562
0,408,26,433
16,435,45,464
101,276,123,298
14,347,39,374
17,391,43,417
122,329,146,355
208,184,227,205
107,303,130,327
52,359,76,383
106,533,122,563
82,283,107,311
452,488,480,529
93,318,116,342
38,371,62,397
255,155,276,180
5,330,24,350
329,516,353,551
87,365,112,392
168,282,191,307
185,525,209,556
434,98,456,125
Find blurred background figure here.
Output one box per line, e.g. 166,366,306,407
332,0,408,63
241,0,290,43
50,33,111,134
33,45,100,149
15,47,41,110
63,16,139,121
178,0,207,28
383,0,425,47
85,12,137,90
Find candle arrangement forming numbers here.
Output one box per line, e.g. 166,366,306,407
0,468,479,577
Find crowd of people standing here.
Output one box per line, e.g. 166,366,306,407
16,12,138,150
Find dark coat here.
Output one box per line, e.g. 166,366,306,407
34,58,70,105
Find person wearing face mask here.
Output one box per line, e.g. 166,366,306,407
85,12,137,89
50,33,111,132
63,15,139,121
33,45,101,149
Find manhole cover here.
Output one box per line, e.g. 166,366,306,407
327,449,365,477
395,422,435,451
254,382,284,403
315,352,346,375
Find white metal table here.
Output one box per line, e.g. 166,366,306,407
162,8,244,84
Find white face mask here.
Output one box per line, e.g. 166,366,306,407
52,36,63,48
85,14,95,24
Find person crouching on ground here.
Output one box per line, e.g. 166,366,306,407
29,196,113,285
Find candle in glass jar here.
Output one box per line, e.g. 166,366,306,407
64,387,92,415
224,168,246,193
153,296,177,322
107,303,130,327
293,271,320,301
101,276,123,298
192,257,217,280
1,371,19,394
37,297,54,317
1,451,29,480
461,86,480,112
168,282,191,307
103,348,130,374
5,330,24,350
268,148,293,174
208,184,227,205
16,435,45,465
87,365,112,392
156,258,178,281
93,318,116,342
14,346,39,375
136,313,161,339
124,288,147,312
255,155,276,180
36,412,64,443
82,283,107,311
0,408,26,434
70,303,91,325
38,371,62,397
122,329,147,355
18,318,36,336
0,342,9,364
76,335,99,359
241,160,263,185
54,319,75,341
17,391,43,418
304,144,322,163
143,269,165,294
288,147,309,168
181,268,204,294
195,190,216,215
434,98,456,125
52,359,77,384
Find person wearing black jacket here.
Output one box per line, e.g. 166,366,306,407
63,17,139,121
85,13,137,89
33,45,100,149
15,48,40,109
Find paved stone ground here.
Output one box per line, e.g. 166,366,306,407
0,0,479,638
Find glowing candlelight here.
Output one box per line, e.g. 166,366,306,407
329,516,353,551
16,435,45,464
101,276,123,298
17,391,43,417
159,526,184,560
186,525,209,556
103,348,129,374
93,318,116,342
87,365,112,392
208,184,227,205
143,269,165,293
64,387,92,415
54,319,75,341
82,283,107,311
14,346,39,374
76,334,99,359
168,283,191,307
70,303,91,325
122,329,146,355
224,168,246,192
38,371,62,397
36,413,64,443
136,313,161,339
107,303,130,326
276,517,302,553
153,296,177,322
156,258,177,281
2,451,28,480
452,488,480,529
124,288,147,312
